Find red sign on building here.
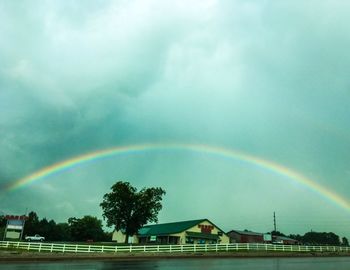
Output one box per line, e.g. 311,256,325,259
5,215,28,221
198,224,214,234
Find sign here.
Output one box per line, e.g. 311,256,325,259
5,215,28,220
150,235,157,242
3,214,28,241
6,231,20,239
198,224,214,234
7,225,23,230
263,234,272,241
7,219,25,230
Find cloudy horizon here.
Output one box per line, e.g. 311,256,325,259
1,0,350,238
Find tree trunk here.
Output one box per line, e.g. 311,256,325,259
125,233,129,244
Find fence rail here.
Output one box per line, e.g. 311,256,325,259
0,241,349,254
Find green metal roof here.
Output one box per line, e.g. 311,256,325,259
138,219,207,236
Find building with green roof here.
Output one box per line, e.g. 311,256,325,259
112,219,229,244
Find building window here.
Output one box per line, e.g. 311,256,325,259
186,237,194,244
197,239,205,244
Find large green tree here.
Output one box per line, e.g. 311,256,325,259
302,231,340,245
23,211,40,237
68,215,107,242
100,181,166,243
54,223,72,241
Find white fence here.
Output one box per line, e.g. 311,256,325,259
1,241,349,254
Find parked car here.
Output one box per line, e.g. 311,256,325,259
25,234,45,241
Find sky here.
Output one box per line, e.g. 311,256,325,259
1,0,350,239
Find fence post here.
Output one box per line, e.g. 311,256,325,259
88,245,91,253
129,245,132,252
194,244,196,252
101,246,104,253
63,244,66,253
27,243,30,251
50,244,53,252
180,245,183,252
114,246,117,253
75,245,78,253
158,245,160,252
215,244,218,252
226,244,228,252
39,243,42,252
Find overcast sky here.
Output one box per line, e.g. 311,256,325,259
1,0,350,238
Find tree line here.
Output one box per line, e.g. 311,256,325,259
272,230,349,246
289,232,349,246
0,211,111,242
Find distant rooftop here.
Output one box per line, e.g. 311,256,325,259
138,219,209,236
228,230,263,236
275,235,298,242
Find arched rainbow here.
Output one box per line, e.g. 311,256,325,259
3,143,350,211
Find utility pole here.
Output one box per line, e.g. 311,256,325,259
273,211,276,232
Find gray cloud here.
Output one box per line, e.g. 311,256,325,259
1,0,350,237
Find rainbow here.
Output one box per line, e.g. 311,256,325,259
3,143,350,211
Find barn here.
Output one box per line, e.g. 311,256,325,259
112,219,229,244
227,230,264,243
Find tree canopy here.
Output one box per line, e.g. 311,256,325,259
20,211,109,242
23,211,40,237
100,181,166,243
68,215,107,242
289,231,343,246
301,231,340,246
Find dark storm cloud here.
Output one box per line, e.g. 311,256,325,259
1,0,350,237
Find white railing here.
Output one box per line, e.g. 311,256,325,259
0,241,349,254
